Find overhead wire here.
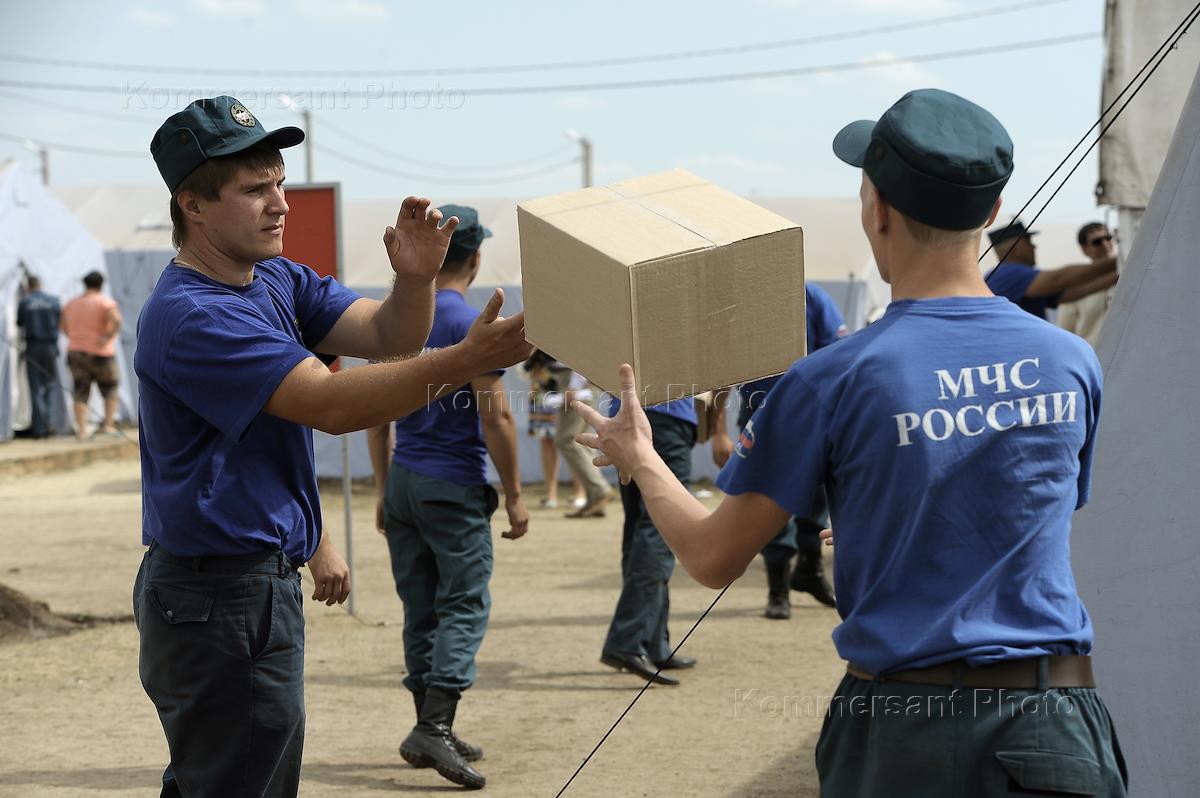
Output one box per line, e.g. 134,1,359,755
0,0,1077,78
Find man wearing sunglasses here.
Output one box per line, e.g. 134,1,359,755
1058,223,1118,346
986,220,1118,321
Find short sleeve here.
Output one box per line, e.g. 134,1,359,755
286,260,361,351
716,368,828,517
987,263,1038,303
163,304,313,441
1075,360,1104,509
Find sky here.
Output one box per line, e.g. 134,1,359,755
0,0,1112,225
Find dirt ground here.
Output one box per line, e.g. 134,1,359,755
0,453,844,797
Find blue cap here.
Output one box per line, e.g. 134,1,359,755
150,96,304,193
833,89,1013,231
438,204,492,260
987,220,1039,247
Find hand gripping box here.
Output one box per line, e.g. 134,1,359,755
517,169,806,406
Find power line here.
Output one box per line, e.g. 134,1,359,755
316,115,575,174
0,0,1076,79
0,32,1102,99
0,131,143,158
313,142,579,184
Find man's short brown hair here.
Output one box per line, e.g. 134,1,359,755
168,142,284,249
900,214,984,247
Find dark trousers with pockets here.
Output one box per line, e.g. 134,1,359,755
134,542,306,798
24,340,58,438
603,412,695,662
383,464,498,698
816,670,1128,797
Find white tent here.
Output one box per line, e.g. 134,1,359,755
1099,0,1200,249
1072,61,1200,797
0,160,131,440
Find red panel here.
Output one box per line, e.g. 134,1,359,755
280,185,341,369
281,186,339,280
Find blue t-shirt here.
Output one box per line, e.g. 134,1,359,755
717,296,1101,675
392,289,502,487
136,258,359,562
740,284,848,416
16,290,62,343
986,261,1060,320
608,397,698,426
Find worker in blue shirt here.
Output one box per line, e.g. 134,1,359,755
367,206,527,791
985,220,1118,320
600,396,698,686
135,96,530,797
15,274,61,439
575,89,1126,796
711,283,848,618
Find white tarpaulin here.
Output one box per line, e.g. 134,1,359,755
1098,0,1200,208
0,160,132,439
1072,62,1200,797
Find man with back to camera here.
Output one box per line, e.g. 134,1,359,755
366,205,527,791
985,219,1118,320
15,274,61,439
1058,221,1118,346
135,96,531,798
710,282,847,619
574,89,1127,795
61,270,123,438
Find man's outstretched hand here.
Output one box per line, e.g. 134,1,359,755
383,196,459,284
572,364,654,485
461,288,534,372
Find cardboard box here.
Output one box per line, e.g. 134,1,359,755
517,169,806,406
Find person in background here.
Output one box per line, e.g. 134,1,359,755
1058,222,1117,347
368,205,528,791
60,270,122,438
711,282,847,619
985,220,1118,321
15,274,61,439
521,350,585,509
554,366,613,518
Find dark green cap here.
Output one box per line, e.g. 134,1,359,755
833,89,1013,231
438,204,492,260
150,96,304,193
987,219,1039,247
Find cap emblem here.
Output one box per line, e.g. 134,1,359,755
230,103,256,127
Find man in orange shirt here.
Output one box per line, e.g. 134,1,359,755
60,271,123,438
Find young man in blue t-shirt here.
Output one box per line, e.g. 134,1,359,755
575,89,1127,796
367,206,527,790
985,220,1118,320
135,97,531,797
711,283,848,618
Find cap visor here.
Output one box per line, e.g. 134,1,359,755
832,119,875,167
481,226,493,239
264,126,305,149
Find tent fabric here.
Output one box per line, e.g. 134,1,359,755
1071,62,1200,796
0,160,131,440
1098,0,1200,208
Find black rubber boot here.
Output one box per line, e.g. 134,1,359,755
411,690,482,764
400,687,486,789
790,551,836,608
764,557,792,620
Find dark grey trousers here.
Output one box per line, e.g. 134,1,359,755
134,543,306,798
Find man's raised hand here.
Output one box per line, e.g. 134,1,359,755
461,288,534,373
382,196,459,284
572,364,654,485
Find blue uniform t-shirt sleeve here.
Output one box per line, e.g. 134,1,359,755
163,304,314,442
987,263,1038,303
284,259,361,353
1075,359,1103,509
716,368,827,517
